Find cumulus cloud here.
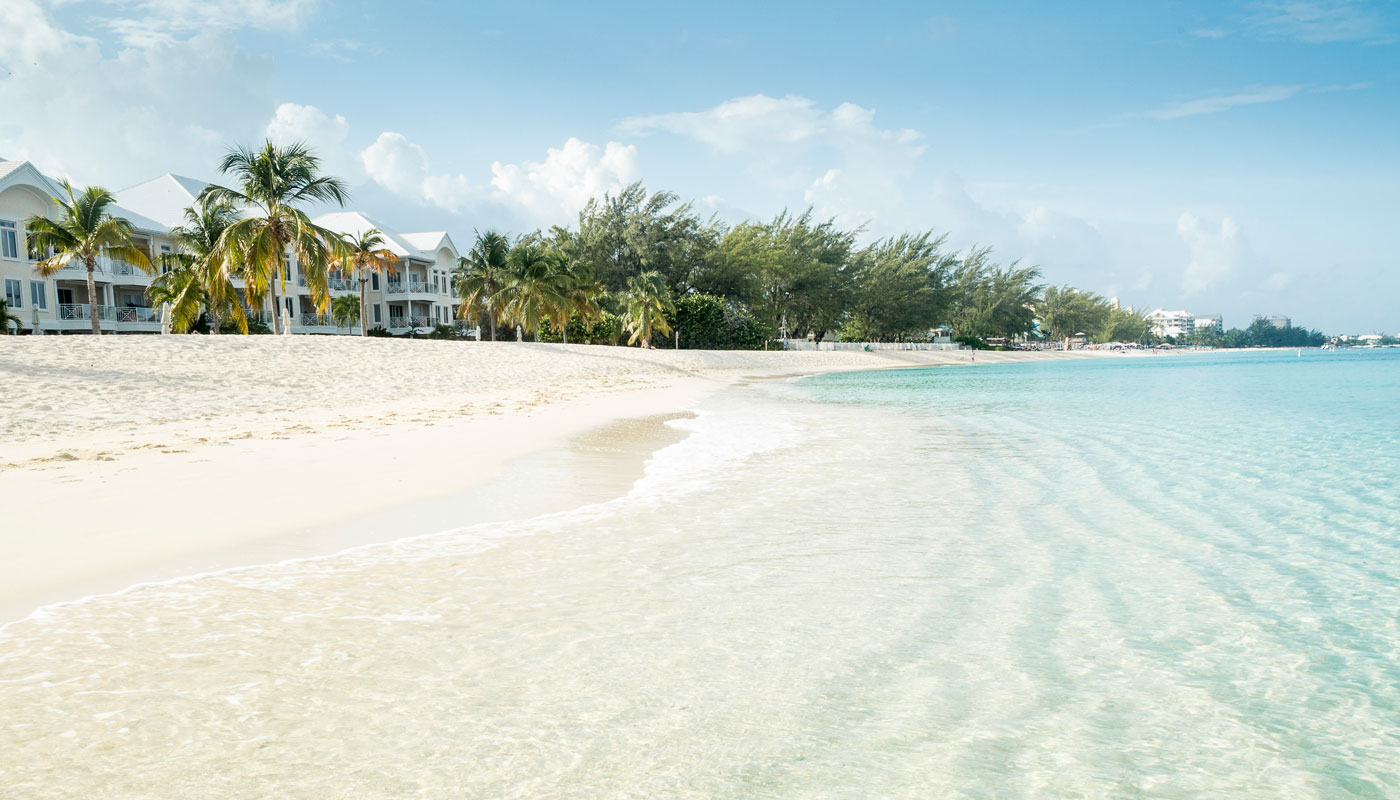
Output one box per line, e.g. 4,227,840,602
358,132,636,225
265,103,355,177
620,94,826,153
0,0,273,186
490,139,639,225
1178,212,1242,294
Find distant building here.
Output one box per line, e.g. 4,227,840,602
1253,314,1291,329
1193,314,1223,333
1146,308,1194,339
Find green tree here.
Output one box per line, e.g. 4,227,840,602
454,230,510,341
331,294,361,330
946,248,1041,340
1039,285,1108,341
334,228,396,337
200,140,350,334
154,197,244,334
498,239,567,341
846,232,954,341
0,297,20,334
621,270,675,348
25,182,153,335
721,210,857,340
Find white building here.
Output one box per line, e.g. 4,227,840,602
1193,314,1223,333
1146,308,1194,339
1,161,461,335
1253,314,1291,329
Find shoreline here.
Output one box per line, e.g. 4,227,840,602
0,338,1150,624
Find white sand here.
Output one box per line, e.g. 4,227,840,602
0,336,1130,621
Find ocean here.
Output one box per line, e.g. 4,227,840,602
2,349,1397,798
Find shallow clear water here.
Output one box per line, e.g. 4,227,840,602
3,350,1398,798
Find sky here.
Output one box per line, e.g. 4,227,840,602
1,0,1396,332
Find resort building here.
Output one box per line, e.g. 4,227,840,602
2,159,175,333
1,161,462,335
1253,314,1291,329
1193,314,1223,333
1146,308,1195,339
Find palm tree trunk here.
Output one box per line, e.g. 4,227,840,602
359,280,368,337
85,259,101,336
210,307,222,335
562,323,568,345
488,313,496,341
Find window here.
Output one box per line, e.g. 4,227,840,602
371,273,379,291
372,304,381,323
0,221,17,260
4,278,21,308
30,281,46,310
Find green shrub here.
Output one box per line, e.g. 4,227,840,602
955,335,988,350
660,294,772,350
366,326,392,338
426,324,460,340
540,311,622,345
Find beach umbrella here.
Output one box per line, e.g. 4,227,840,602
159,302,172,335
281,306,293,335
31,307,40,335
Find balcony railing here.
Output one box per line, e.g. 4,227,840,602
110,262,150,277
299,313,339,327
385,280,433,295
114,306,160,323
58,304,115,321
387,316,409,329
329,277,360,292
410,315,434,328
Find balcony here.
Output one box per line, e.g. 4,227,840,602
110,262,152,283
385,279,435,296
114,306,160,323
58,303,115,321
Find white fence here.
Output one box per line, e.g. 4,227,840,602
780,339,961,352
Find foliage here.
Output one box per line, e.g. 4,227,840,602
365,325,392,337
497,238,568,340
656,293,771,350
200,140,349,334
221,318,271,335
0,297,20,333
845,232,954,341
539,311,622,345
455,230,510,341
25,182,153,335
426,323,460,340
1188,320,1325,348
336,228,396,337
620,271,675,347
945,248,1041,340
146,197,243,333
330,294,361,329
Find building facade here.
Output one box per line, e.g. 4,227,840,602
1,161,461,335
1146,308,1195,340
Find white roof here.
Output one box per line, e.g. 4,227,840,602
314,211,449,262
113,173,210,230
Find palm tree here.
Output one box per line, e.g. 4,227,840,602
0,297,20,334
147,260,209,333
334,228,396,336
551,262,606,345
199,140,350,334
454,230,510,341
621,271,674,349
499,241,567,342
25,182,152,335
331,294,361,330
163,198,244,334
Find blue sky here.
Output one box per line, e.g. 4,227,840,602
2,0,1396,331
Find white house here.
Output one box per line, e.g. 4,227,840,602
1146,308,1194,339
2,162,462,335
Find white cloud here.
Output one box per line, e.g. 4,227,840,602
1248,0,1394,44
1134,85,1304,120
265,102,355,177
357,132,636,225
0,0,273,187
97,0,318,45
361,132,431,197
621,94,825,154
1263,271,1293,290
1178,212,1242,294
1193,27,1229,38
490,138,639,225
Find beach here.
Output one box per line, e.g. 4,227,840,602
0,337,1115,623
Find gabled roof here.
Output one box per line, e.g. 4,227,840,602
0,159,64,199
113,173,210,230
401,231,457,257
314,210,434,260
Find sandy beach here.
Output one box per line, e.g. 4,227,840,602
1,337,1122,623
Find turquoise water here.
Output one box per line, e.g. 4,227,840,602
2,350,1397,797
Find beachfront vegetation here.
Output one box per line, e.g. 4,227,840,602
149,198,245,334
455,230,510,341
331,294,361,329
200,140,349,335
1185,318,1325,348
620,271,675,349
334,228,395,337
0,297,19,333
25,182,153,335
